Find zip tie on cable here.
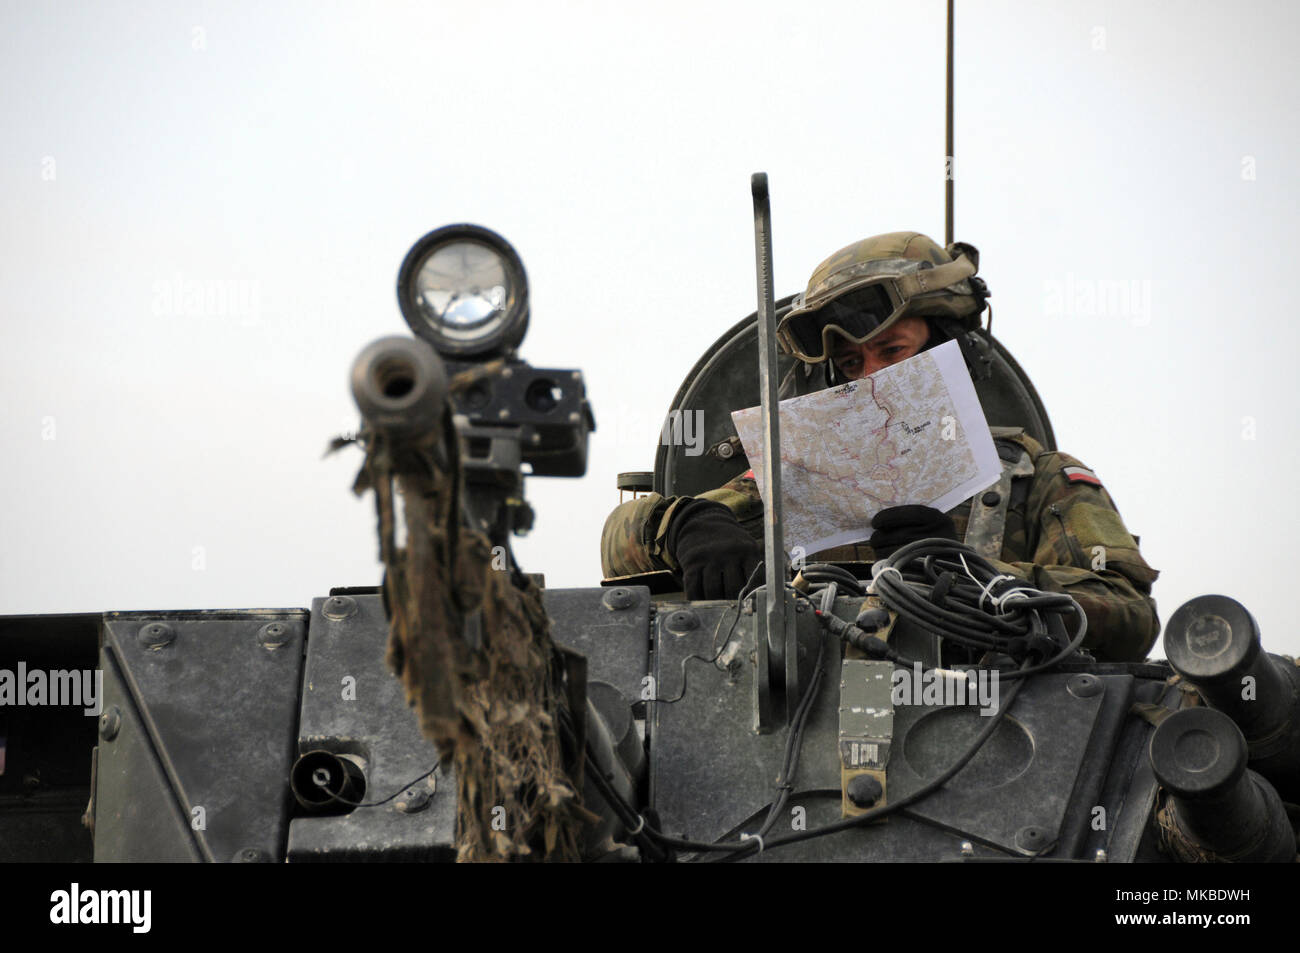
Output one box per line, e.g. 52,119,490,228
627,814,645,836
992,587,1033,613
867,564,903,594
957,552,1033,614
740,832,765,853
977,573,1019,611
977,573,1014,610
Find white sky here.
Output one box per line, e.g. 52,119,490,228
2,1,1297,657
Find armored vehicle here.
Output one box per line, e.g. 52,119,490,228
3,193,1297,864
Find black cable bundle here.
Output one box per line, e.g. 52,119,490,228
795,563,866,596
866,537,1088,678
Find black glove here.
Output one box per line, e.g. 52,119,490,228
868,505,957,559
666,499,763,600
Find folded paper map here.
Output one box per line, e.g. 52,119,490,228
730,340,1001,554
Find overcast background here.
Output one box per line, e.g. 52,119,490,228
3,1,1297,657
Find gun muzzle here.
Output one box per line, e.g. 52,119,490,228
350,335,448,437
1148,706,1294,862
1163,594,1300,801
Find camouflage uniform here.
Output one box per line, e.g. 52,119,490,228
601,425,1160,662
604,230,1160,661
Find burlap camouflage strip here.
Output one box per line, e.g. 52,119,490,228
600,427,1160,662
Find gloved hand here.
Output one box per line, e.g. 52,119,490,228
666,499,763,600
868,505,957,559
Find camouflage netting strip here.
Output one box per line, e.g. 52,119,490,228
1153,788,1300,863
353,422,590,862
451,563,597,862
1152,791,1218,864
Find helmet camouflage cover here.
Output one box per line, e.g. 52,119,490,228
779,231,988,363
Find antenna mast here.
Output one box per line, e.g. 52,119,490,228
945,0,955,245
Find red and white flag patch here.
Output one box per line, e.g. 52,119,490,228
1062,465,1101,486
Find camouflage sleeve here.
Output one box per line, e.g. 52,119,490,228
599,471,765,579
991,450,1160,662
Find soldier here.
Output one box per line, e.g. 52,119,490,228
601,232,1160,661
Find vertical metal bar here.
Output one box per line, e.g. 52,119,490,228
751,172,786,732
945,0,955,246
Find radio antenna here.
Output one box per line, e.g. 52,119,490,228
945,0,955,246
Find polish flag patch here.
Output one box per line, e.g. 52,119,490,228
1063,465,1101,486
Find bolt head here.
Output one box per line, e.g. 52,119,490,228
99,707,121,741
258,621,294,648
1015,826,1053,853
136,622,175,649
396,787,432,814
602,587,635,611
323,595,358,621
665,609,700,633
1067,674,1103,698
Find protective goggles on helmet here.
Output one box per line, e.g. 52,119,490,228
777,253,978,364
776,277,909,364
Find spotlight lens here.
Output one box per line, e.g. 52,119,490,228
414,241,511,333
397,225,529,358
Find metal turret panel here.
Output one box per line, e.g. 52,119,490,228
96,610,306,862
649,597,1174,861
286,594,455,861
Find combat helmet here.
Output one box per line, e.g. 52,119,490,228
776,231,989,366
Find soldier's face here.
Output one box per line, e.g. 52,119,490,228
829,315,931,380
